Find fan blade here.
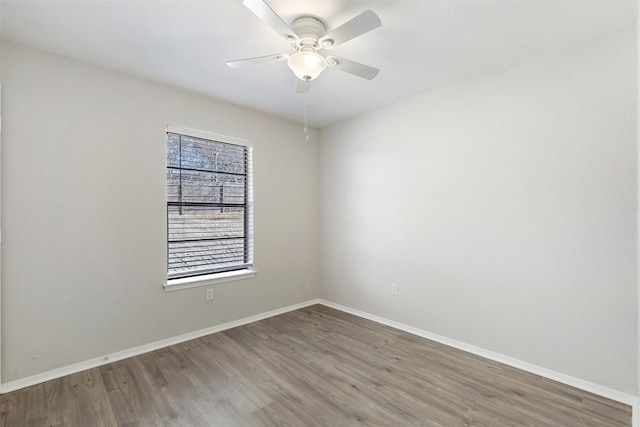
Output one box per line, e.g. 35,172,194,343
326,56,379,80
242,0,299,42
295,79,310,94
227,53,288,68
318,10,381,49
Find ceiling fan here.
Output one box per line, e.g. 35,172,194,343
227,0,382,94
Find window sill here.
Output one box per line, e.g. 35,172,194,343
164,269,257,292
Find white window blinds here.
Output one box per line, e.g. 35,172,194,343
167,130,253,279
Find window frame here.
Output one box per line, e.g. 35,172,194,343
164,125,255,292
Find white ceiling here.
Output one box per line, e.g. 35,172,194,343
0,0,636,128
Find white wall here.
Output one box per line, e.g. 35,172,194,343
320,27,637,394
637,10,640,411
0,42,320,382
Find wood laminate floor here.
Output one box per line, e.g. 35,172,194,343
0,304,632,426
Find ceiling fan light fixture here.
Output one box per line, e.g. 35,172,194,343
287,48,327,81
231,0,382,88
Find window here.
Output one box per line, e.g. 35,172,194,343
166,126,253,287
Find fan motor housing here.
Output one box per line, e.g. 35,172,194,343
291,16,325,47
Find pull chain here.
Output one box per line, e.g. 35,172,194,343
303,94,309,141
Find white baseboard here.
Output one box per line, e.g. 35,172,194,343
318,299,639,426
1,298,320,394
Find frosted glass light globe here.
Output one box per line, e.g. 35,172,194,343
287,49,327,81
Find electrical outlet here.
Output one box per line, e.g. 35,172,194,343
206,288,214,301
391,283,399,296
